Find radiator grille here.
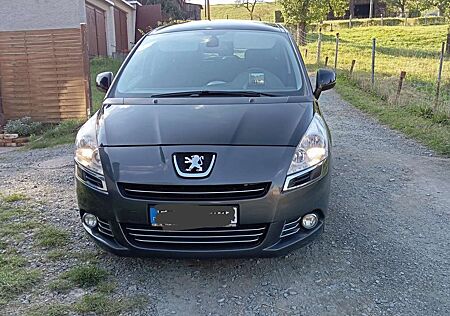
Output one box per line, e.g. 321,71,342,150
118,182,271,201
122,223,268,250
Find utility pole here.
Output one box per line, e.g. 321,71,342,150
369,0,373,18
204,0,207,19
206,0,211,21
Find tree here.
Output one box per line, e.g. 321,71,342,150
235,0,262,20
328,0,348,18
423,0,450,17
279,0,328,45
140,0,187,20
385,0,408,17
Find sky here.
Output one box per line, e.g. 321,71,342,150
187,0,274,5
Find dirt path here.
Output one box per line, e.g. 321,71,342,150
1,88,449,315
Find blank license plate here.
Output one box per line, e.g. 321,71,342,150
149,204,238,231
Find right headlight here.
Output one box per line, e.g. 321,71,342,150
284,114,329,191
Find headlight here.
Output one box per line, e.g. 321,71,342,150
283,114,329,191
287,114,329,175
75,113,103,175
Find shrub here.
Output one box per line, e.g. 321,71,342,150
4,117,45,136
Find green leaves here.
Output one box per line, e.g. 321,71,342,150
278,0,329,24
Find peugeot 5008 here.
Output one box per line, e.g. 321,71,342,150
75,20,336,257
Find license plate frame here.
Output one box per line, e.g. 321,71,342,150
149,204,238,231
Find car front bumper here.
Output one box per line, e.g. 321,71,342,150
75,159,331,258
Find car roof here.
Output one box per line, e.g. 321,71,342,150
151,20,286,35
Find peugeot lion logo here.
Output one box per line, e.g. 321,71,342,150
185,155,204,172
173,153,216,178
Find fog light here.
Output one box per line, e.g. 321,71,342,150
82,213,98,228
301,213,318,230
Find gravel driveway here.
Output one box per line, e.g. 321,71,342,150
1,88,449,315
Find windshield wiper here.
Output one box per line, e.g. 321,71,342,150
151,90,276,98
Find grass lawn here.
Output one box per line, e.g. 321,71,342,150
304,24,450,155
206,3,280,22
334,74,450,155
90,57,123,112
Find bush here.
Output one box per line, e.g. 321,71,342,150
4,117,45,137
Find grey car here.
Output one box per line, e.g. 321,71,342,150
75,20,336,257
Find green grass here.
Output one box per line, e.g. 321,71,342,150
73,294,146,316
90,57,123,112
0,206,27,222
27,304,70,316
206,3,280,22
304,25,449,84
0,202,41,306
49,265,109,292
0,253,41,305
28,294,146,316
335,74,450,155
3,193,27,203
26,120,83,149
35,226,69,248
303,24,450,155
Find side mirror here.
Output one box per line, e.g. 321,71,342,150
96,72,114,93
314,69,336,99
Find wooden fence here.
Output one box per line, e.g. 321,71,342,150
0,26,90,123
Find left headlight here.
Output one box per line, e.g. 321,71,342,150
75,114,103,175
284,114,329,191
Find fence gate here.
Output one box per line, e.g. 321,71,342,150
86,3,107,57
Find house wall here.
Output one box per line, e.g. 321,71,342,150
0,0,86,31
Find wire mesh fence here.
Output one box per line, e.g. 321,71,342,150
289,25,450,121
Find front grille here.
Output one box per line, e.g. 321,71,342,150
280,217,301,238
97,218,114,238
122,223,268,250
117,182,271,201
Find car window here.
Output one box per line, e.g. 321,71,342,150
115,30,304,97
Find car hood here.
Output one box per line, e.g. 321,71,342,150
97,97,314,147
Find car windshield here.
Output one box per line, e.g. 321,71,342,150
114,29,304,97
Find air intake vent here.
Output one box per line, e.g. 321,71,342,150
97,218,114,238
76,164,107,192
122,223,268,250
117,182,271,201
280,217,301,238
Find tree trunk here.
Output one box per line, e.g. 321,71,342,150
297,22,307,46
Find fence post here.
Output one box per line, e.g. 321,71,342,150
371,38,376,86
349,15,352,28
334,33,339,71
80,23,92,117
435,42,445,109
395,71,406,104
446,27,450,55
350,60,356,76
316,28,322,65
381,14,383,26
325,56,329,67
305,49,308,59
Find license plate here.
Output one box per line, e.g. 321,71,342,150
149,204,238,231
